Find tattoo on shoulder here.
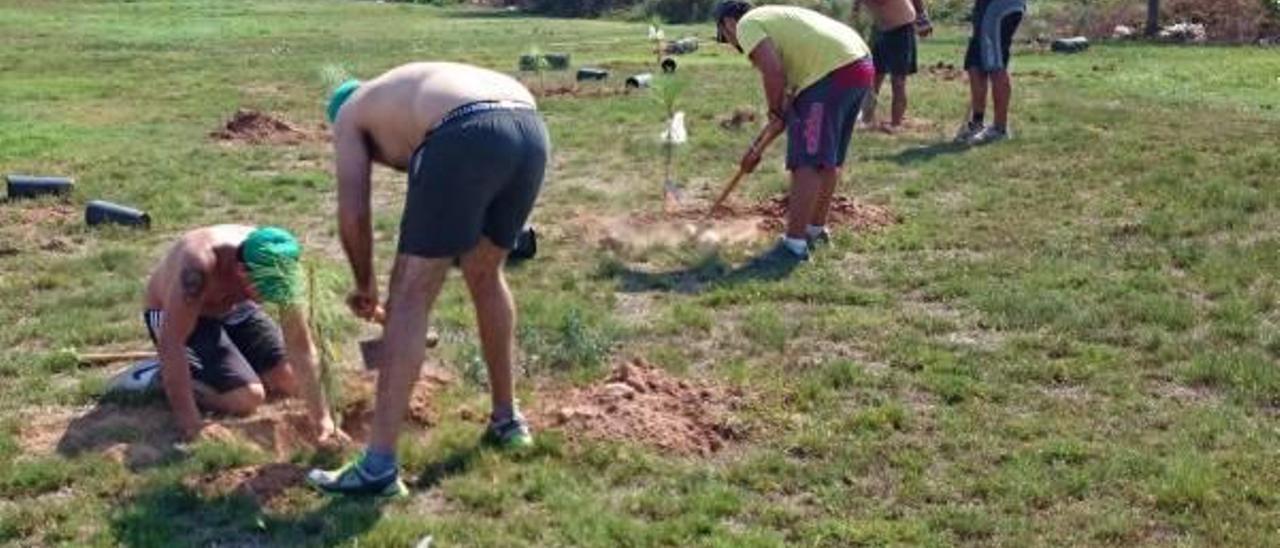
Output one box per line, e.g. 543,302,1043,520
180,266,206,300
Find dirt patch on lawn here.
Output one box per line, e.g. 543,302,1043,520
533,358,748,456
750,194,899,232
211,109,316,144
719,107,758,130
926,62,965,81
0,202,79,257
184,463,308,507
582,194,896,252
532,84,631,99
336,366,453,442
16,366,454,468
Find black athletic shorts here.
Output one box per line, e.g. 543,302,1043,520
143,301,285,393
964,0,1025,72
872,23,918,77
400,103,549,258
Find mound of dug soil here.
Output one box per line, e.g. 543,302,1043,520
752,194,898,232
211,109,311,144
535,358,747,456
338,366,453,442
17,366,454,468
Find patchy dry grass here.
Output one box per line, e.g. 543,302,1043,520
1,0,1279,545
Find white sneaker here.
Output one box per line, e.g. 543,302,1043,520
954,120,984,143
969,125,1010,145
108,359,161,393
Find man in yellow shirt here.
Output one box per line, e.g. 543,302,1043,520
714,0,875,264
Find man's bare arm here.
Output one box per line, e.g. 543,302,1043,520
910,0,927,18
748,38,789,123
335,122,375,297
159,257,208,438
275,305,334,435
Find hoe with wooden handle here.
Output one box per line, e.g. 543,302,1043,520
707,119,784,217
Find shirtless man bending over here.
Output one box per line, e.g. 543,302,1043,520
307,63,549,496
128,225,339,443
854,0,931,130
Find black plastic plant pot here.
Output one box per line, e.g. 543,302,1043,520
510,226,537,261
576,68,609,82
625,73,653,89
543,53,570,70
1051,37,1090,53
85,200,150,229
6,175,74,199
661,58,677,73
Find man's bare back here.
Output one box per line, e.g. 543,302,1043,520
858,0,918,29
335,62,536,171
145,224,255,316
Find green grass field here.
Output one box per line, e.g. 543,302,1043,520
2,0,1279,545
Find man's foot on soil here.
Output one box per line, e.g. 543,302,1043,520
954,120,984,144
107,359,162,394
805,225,831,249
968,125,1010,145
307,457,409,497
745,239,809,268
481,414,534,449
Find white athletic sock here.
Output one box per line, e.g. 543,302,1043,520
782,237,808,256
806,224,827,238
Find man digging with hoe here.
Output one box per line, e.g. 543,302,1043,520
712,0,875,265
307,62,549,497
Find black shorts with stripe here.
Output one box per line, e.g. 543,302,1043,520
143,302,285,393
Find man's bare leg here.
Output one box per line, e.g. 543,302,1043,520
459,237,516,422
890,74,908,128
194,382,265,416
810,167,840,228
367,254,451,454
259,362,299,398
787,168,824,241
968,69,989,118
990,69,1012,128
863,73,886,127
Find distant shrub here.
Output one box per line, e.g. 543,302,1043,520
1035,0,1278,42
642,0,715,23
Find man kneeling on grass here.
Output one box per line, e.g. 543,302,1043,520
307,62,548,497
713,0,875,265
116,225,340,444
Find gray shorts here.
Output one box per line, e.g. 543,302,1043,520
400,104,549,258
964,0,1026,72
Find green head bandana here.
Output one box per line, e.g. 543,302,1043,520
327,79,361,124
240,227,303,305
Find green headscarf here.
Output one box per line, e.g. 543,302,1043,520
327,79,361,124
240,226,303,305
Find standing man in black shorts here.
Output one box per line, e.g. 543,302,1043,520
854,0,932,132
955,0,1026,145
308,62,548,497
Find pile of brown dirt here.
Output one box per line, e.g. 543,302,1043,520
184,463,308,507
211,109,311,144
17,366,454,468
926,62,964,81
1016,69,1057,80
337,366,453,442
752,194,898,232
720,107,757,130
534,358,747,456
